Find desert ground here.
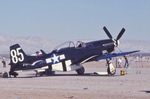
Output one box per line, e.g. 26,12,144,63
0,59,149,99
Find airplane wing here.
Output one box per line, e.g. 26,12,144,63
96,50,140,61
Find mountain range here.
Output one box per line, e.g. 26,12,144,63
0,35,150,55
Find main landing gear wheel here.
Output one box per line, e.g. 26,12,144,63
76,67,85,75
107,60,116,75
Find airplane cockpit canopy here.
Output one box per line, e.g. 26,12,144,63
76,41,86,48
54,41,87,51
54,41,75,51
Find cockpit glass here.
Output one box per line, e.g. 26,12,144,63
54,41,75,51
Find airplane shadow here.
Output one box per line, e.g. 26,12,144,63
12,73,121,78
140,90,150,94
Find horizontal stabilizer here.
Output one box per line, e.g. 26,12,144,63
40,49,46,54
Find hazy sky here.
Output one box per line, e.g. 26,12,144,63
0,0,149,41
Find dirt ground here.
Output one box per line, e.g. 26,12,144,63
0,60,149,99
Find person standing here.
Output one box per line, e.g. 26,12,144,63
2,57,6,68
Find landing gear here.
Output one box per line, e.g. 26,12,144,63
9,71,18,78
2,72,8,78
76,67,85,75
106,59,116,75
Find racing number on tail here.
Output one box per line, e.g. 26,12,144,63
10,47,24,64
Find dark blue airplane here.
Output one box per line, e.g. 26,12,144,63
9,26,139,77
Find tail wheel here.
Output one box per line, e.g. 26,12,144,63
3,72,8,78
76,67,85,75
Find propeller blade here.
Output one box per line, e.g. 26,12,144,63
103,26,113,39
116,28,125,40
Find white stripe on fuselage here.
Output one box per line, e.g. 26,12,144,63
102,42,114,47
80,55,98,64
32,60,43,66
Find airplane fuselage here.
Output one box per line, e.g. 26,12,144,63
10,39,115,72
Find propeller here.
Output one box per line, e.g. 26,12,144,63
116,28,125,40
103,26,125,46
103,26,113,39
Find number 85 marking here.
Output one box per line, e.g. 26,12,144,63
10,48,24,64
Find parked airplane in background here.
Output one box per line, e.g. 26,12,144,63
9,26,139,77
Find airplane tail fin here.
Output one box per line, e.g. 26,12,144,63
9,44,29,76
10,44,27,65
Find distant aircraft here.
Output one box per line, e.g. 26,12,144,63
9,26,139,77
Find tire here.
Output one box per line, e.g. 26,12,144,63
2,72,8,78
76,67,85,75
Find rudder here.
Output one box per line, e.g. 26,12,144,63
9,44,28,77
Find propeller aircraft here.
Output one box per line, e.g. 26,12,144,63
9,26,139,77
